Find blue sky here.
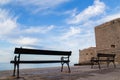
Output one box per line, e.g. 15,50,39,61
0,0,120,63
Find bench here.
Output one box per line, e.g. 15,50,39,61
10,47,72,78
91,53,116,69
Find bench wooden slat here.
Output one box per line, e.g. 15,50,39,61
10,60,69,63
14,48,71,56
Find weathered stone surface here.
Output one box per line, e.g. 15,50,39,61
79,47,96,64
79,18,120,64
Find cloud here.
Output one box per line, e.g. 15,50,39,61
24,25,54,34
67,0,106,24
40,8,78,16
18,0,69,6
60,26,81,40
16,0,69,13
10,37,40,46
0,8,55,48
97,12,120,25
0,0,11,5
0,9,17,37
81,12,120,28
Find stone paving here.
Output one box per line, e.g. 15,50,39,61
0,65,120,80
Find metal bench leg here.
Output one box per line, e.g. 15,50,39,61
13,56,17,76
13,63,16,76
17,64,20,78
98,62,101,69
61,62,64,72
67,62,71,73
113,62,116,68
91,61,94,69
61,62,71,73
107,62,109,68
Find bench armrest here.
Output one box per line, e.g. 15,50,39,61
13,55,20,62
61,56,69,61
91,57,98,61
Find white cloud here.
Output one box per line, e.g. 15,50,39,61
60,27,81,40
18,0,69,6
0,9,17,37
24,25,54,34
40,8,78,16
61,8,78,16
97,12,120,25
17,0,69,13
67,0,106,24
82,12,120,28
10,37,40,46
0,0,11,5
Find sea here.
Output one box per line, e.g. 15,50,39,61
0,62,74,71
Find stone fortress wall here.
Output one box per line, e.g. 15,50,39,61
79,47,96,64
79,18,120,64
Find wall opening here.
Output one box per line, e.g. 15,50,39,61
111,44,115,48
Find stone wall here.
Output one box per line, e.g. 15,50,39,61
79,47,96,64
95,18,120,51
95,18,120,63
79,18,120,64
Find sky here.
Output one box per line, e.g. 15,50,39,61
0,0,120,64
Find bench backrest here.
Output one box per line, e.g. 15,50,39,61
14,48,71,56
97,53,116,58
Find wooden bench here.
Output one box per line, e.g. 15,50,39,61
10,47,72,78
91,53,116,69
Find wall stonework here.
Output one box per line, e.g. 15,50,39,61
95,18,120,51
79,47,96,64
95,18,120,63
79,18,120,64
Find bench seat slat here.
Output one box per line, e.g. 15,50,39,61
10,60,69,63
97,53,115,57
